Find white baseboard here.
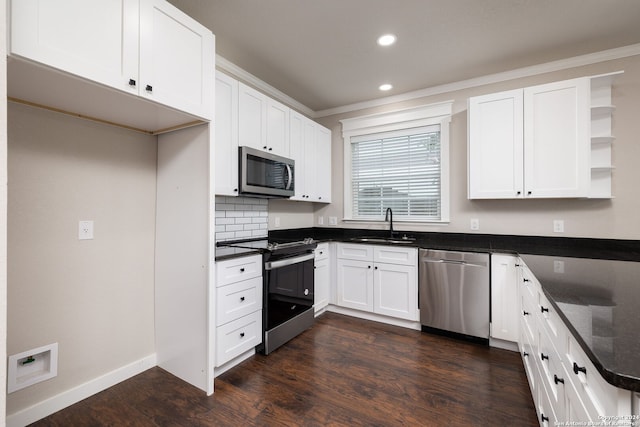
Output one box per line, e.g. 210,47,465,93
327,305,422,331
6,353,157,427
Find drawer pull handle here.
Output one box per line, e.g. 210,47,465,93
240,268,245,273
554,374,564,385
541,414,549,423
573,362,587,375
145,84,153,92
128,78,136,87
541,306,549,313
523,278,530,283
540,353,549,361
523,311,530,316
523,352,529,357
240,332,245,338
240,296,245,302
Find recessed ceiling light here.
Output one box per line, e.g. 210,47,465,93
379,83,393,91
377,34,397,47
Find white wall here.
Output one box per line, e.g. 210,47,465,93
312,55,640,240
6,103,157,416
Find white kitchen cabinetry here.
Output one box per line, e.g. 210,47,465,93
9,0,214,129
336,244,418,321
214,255,263,368
289,110,332,203
490,253,520,343
517,260,632,424
314,243,331,314
468,73,621,199
215,71,239,196
468,89,524,199
238,82,289,157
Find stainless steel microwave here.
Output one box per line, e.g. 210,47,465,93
239,146,295,198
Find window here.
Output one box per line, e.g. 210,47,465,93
341,102,452,222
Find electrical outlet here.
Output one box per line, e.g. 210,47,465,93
470,218,480,230
78,220,94,240
318,216,324,226
553,260,565,273
329,216,338,226
274,217,281,228
553,220,564,233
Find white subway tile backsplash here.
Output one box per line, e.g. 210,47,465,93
215,196,268,242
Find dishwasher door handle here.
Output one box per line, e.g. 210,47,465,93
420,257,487,267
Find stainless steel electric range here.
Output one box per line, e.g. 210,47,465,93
217,237,317,354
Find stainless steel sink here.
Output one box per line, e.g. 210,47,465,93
349,237,416,244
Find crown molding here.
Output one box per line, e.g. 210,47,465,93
217,44,640,120
215,55,315,118
314,43,640,118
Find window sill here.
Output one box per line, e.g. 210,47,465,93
342,218,450,226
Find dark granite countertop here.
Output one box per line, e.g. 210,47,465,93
215,246,262,261
521,254,640,393
216,227,640,391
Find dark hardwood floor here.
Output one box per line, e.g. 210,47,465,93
31,312,538,426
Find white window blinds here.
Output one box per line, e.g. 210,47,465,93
351,125,441,220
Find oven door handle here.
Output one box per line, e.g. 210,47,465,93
265,253,315,270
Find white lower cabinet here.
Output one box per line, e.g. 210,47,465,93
215,255,263,367
517,260,632,425
336,243,418,321
490,253,520,342
314,243,330,314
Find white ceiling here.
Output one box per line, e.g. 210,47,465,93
168,0,640,113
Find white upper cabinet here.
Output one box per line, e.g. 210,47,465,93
139,0,214,120
289,110,331,203
523,78,590,198
10,0,139,95
468,73,620,199
238,83,289,157
468,89,524,199
9,0,214,131
214,71,239,196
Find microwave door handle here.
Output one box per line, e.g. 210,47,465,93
285,164,293,190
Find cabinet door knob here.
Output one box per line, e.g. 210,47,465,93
263,146,268,149
573,362,587,375
554,374,564,385
268,147,272,151
527,191,532,195
240,268,245,273
233,188,238,192
128,78,136,87
516,191,521,195
374,266,378,270
240,296,245,302
368,265,371,269
145,84,153,92
240,332,245,338
541,353,549,361
541,306,549,313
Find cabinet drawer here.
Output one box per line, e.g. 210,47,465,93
216,276,263,326
538,291,566,356
521,288,538,348
315,242,329,261
538,327,566,421
373,246,417,266
216,310,262,367
216,254,262,287
565,334,631,418
337,243,373,261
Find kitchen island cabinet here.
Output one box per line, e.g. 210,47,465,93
518,255,636,424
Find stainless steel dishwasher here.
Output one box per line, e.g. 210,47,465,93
418,249,490,343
